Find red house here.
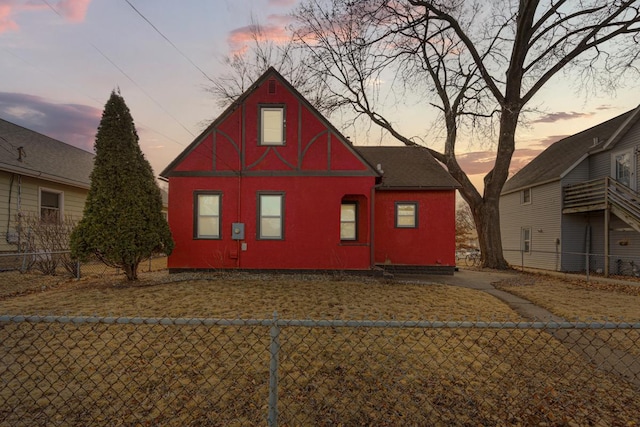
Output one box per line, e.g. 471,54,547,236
160,68,459,274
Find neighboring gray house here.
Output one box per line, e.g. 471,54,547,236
500,106,640,275
0,118,94,252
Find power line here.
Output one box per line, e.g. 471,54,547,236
40,0,62,18
123,0,216,84
37,0,196,139
90,43,195,138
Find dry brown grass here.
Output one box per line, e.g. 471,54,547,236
0,273,519,321
493,273,640,322
1,268,640,425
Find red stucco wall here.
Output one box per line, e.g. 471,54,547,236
164,71,455,271
168,175,374,270
373,190,456,267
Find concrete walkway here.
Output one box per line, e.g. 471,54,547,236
395,268,565,321
395,268,640,389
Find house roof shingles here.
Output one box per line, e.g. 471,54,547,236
0,118,94,189
502,108,636,194
355,146,460,189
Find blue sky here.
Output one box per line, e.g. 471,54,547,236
1,0,638,188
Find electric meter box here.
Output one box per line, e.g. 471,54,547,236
231,223,245,240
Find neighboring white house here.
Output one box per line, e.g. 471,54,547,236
0,118,95,253
500,106,640,275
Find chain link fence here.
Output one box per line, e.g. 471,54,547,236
0,251,166,278
1,314,639,426
503,248,640,280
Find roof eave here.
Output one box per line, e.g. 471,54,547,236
602,103,640,150
377,185,460,191
501,177,560,196
0,164,91,190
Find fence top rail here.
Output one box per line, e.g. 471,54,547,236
1,315,639,330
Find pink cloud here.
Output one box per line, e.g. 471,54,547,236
226,13,295,54
0,3,20,32
456,146,549,177
268,0,297,6
532,111,593,124
56,0,90,22
227,21,292,54
0,0,90,33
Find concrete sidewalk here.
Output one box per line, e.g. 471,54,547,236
395,268,565,321
395,268,640,388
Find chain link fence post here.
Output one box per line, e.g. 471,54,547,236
268,311,280,427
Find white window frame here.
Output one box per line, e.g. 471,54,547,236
521,188,531,205
521,227,531,253
259,106,285,146
258,193,284,240
611,148,636,190
39,188,63,223
194,192,221,239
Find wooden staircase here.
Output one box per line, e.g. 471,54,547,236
563,177,640,232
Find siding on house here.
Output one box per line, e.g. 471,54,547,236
502,106,640,274
590,120,640,186
0,171,88,252
373,190,456,267
162,67,459,273
167,175,375,270
500,181,562,270
558,163,591,271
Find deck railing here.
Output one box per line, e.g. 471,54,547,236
563,177,640,232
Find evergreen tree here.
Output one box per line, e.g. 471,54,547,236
71,90,174,280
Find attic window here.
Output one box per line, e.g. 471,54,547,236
268,79,276,94
521,188,531,204
259,106,285,146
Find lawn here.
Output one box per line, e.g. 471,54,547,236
1,267,639,426
493,272,640,322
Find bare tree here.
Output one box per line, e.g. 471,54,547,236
17,212,78,275
291,0,640,269
206,19,332,113
456,201,476,251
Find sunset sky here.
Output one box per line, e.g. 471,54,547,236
1,0,638,190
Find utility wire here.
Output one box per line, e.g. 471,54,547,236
40,0,62,17
38,0,196,139
90,43,195,138
123,0,216,84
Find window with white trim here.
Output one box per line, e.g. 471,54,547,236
40,189,62,224
522,188,531,204
260,106,285,145
258,193,284,239
194,192,221,239
521,227,531,253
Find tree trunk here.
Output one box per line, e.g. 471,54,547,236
123,262,138,281
473,199,509,270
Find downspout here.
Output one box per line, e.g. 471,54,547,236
6,174,14,244
604,177,610,277
237,172,242,269
370,183,382,270
237,103,246,269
